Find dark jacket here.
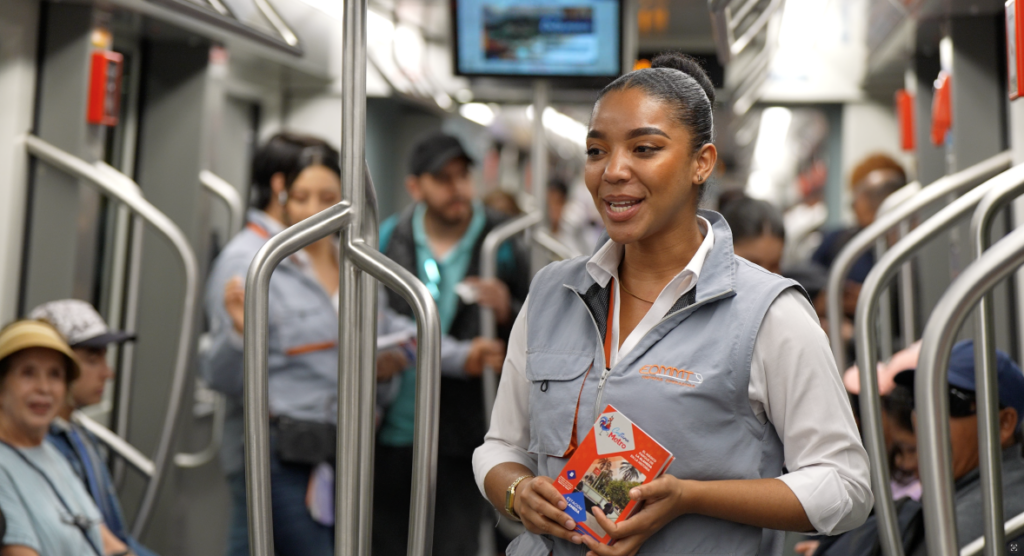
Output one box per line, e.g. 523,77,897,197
382,204,530,457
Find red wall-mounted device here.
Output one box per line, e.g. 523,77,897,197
895,89,915,151
87,50,123,126
931,71,952,146
1008,0,1024,99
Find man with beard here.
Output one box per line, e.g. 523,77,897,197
373,131,530,556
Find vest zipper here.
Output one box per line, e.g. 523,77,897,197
588,289,734,421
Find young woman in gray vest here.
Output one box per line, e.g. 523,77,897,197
473,53,873,556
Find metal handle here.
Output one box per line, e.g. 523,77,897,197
73,411,155,477
959,163,1024,556
200,170,245,235
829,151,1013,370
25,134,200,538
916,221,1024,556
854,162,1013,556
479,211,543,424
534,229,581,261
174,172,245,469
961,510,1024,556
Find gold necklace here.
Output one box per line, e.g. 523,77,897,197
618,280,656,304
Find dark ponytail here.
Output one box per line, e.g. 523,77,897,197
597,52,715,156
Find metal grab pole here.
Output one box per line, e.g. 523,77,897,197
480,211,543,424
347,243,442,556
74,411,155,477
854,169,1006,556
917,224,1024,556
829,151,1012,370
967,164,1024,556
243,202,353,555
961,510,1024,556
356,164,380,556
25,135,200,538
200,170,245,234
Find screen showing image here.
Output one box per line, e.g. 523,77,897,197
455,0,621,77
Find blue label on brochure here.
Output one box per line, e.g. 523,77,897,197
564,492,587,523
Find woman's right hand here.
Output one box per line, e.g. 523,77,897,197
224,276,245,334
513,476,584,544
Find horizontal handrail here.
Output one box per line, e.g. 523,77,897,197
961,510,1024,556
480,211,543,425
829,151,1013,370
25,134,199,538
173,387,225,468
917,224,1024,556
855,164,1008,556
967,164,1024,556
200,170,245,234
74,412,155,477
244,202,353,555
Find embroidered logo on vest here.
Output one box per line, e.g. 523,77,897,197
638,364,703,388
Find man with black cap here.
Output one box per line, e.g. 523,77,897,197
28,299,157,556
374,132,530,556
816,340,1024,556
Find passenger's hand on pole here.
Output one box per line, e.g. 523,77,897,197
581,476,685,556
376,349,408,382
224,276,245,334
465,277,512,325
464,338,506,377
513,476,584,545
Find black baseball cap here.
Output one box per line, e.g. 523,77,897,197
407,132,473,177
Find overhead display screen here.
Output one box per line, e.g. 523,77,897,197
453,0,622,78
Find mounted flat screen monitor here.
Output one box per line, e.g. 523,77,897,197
453,0,623,78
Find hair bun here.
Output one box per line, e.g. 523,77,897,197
650,52,716,106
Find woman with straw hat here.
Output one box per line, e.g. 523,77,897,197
0,320,132,556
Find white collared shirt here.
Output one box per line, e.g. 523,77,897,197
472,225,873,536
586,217,715,367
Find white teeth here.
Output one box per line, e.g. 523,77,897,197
608,200,639,213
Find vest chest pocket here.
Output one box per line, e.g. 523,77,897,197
524,350,593,457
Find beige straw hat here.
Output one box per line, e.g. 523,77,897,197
0,320,81,382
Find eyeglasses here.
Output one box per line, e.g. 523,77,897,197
948,385,978,418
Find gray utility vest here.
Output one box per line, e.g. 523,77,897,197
509,210,804,556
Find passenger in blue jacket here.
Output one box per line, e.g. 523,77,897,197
201,133,409,556
474,53,872,556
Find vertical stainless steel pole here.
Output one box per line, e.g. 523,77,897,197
337,1,368,555
898,220,916,347
531,80,550,274
356,166,380,556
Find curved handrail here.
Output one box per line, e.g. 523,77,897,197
854,167,1008,556
916,224,1024,556
25,134,200,538
346,243,441,556
174,171,244,469
200,170,245,235
961,510,1024,556
479,211,543,424
967,164,1024,556
243,202,353,555
74,412,155,477
252,0,299,47
534,229,582,261
829,151,1012,370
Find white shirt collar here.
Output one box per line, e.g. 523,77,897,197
585,216,715,291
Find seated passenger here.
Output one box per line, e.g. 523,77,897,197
0,320,131,556
815,340,1024,556
720,195,786,274
27,300,157,556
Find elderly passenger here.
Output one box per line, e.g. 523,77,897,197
0,320,132,556
27,300,157,556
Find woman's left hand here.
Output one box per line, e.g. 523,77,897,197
581,476,687,556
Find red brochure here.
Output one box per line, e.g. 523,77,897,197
552,404,675,544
